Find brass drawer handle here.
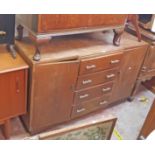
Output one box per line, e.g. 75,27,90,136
86,64,96,70
77,108,86,113
99,100,108,105
82,79,92,85
79,94,89,99
102,87,111,92
106,73,115,79
110,60,120,64
0,31,6,36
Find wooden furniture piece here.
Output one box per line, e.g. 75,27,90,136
16,31,148,134
127,28,155,100
16,14,127,61
0,45,28,139
138,99,155,139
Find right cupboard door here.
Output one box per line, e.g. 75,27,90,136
112,46,148,102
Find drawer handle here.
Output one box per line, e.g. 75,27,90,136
102,87,111,92
79,94,89,99
77,108,86,113
86,64,96,70
82,79,92,85
0,31,6,36
106,73,115,79
141,66,147,72
110,60,120,64
16,78,20,93
99,100,108,105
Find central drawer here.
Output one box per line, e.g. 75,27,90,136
74,82,113,104
76,68,119,90
79,52,123,75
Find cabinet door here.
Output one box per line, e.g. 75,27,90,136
0,70,27,120
31,60,79,131
112,46,147,102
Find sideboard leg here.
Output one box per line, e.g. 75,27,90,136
113,29,124,46
128,80,141,102
33,45,41,61
16,24,24,41
2,119,11,139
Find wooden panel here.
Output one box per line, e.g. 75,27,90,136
0,70,27,120
79,52,123,75
112,46,148,101
139,99,155,139
76,68,119,90
37,14,127,33
30,60,79,130
72,94,111,118
74,82,113,104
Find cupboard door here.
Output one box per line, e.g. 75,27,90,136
31,60,79,130
112,46,147,101
0,70,27,120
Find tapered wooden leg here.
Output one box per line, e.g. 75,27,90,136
33,44,41,61
2,119,11,139
16,24,24,41
113,29,124,46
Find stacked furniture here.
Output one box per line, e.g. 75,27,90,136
16,14,127,61
0,45,28,139
16,31,148,134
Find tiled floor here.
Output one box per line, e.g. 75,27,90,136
0,84,154,140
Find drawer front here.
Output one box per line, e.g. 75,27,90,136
79,52,123,75
71,94,111,118
76,68,119,90
74,82,113,104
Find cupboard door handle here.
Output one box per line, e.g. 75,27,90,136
141,66,147,72
16,78,20,93
102,87,111,92
82,79,92,85
86,64,96,70
99,100,108,105
110,60,120,64
77,108,86,113
79,94,89,99
106,73,115,79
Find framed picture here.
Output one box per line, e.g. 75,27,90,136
39,116,117,140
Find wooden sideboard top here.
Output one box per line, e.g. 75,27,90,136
16,31,148,65
0,45,28,74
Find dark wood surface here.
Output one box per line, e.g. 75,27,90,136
16,32,148,134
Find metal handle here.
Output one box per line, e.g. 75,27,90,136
106,73,115,79
77,108,86,113
82,79,92,85
99,100,108,105
0,31,6,36
86,64,96,70
110,60,120,64
79,94,89,99
16,78,20,93
102,87,111,92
